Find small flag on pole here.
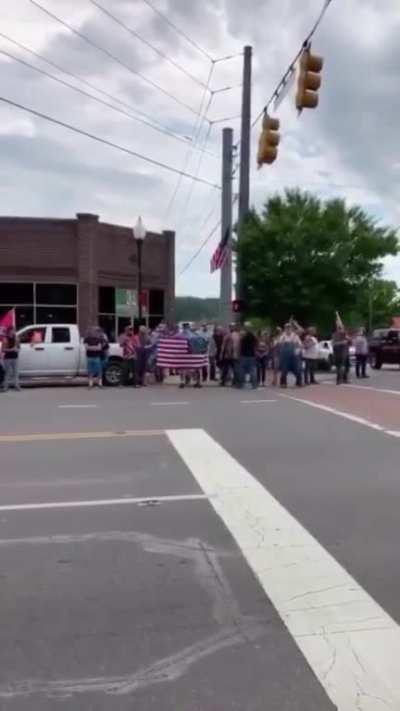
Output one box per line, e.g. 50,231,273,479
210,227,230,273
0,308,16,331
335,311,344,329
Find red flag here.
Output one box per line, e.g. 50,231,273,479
0,308,16,330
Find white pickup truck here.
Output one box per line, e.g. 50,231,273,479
16,324,124,386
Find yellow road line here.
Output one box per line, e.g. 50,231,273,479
0,429,164,444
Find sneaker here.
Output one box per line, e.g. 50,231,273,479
179,383,185,389
193,382,202,389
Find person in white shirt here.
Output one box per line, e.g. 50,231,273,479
303,327,319,385
354,328,369,378
279,323,302,387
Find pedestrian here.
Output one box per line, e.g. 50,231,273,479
196,323,211,382
332,327,350,385
84,326,103,388
209,325,224,381
220,325,235,386
279,323,302,388
136,325,151,386
256,330,269,386
96,326,109,384
119,325,137,387
303,327,319,385
354,328,369,379
231,324,242,387
271,327,282,386
1,326,20,392
239,324,258,389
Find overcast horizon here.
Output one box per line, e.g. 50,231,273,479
1,0,399,297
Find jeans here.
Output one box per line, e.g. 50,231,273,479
239,356,257,388
280,353,302,387
355,354,367,378
257,355,268,385
304,358,317,385
123,358,137,386
136,350,148,386
2,359,20,391
335,358,348,384
220,358,233,385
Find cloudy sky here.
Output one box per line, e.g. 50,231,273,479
1,0,399,296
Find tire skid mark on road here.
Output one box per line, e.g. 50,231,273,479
0,529,265,699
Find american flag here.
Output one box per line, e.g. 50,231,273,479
210,227,230,273
156,337,208,370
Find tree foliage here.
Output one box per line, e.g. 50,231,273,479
175,296,219,323
238,189,399,332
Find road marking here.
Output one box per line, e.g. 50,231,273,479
58,404,98,409
150,401,189,406
0,493,207,512
168,428,400,711
281,395,385,432
336,383,400,396
0,429,163,444
240,399,277,404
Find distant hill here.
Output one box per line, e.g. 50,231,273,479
175,296,219,323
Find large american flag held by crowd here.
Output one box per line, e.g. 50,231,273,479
156,337,208,370
210,226,230,273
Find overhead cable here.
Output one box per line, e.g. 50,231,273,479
0,30,182,135
178,221,221,276
89,0,208,90
141,0,214,62
0,94,221,189
29,0,200,116
0,47,218,156
251,0,334,128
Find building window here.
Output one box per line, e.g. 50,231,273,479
0,282,77,329
98,286,166,340
36,284,77,305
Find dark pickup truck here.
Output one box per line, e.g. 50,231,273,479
369,328,400,369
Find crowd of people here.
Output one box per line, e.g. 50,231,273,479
0,319,371,392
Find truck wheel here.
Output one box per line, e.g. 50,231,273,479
370,354,382,370
104,360,123,386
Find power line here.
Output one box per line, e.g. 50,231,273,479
251,0,334,128
178,221,221,276
0,94,221,189
141,0,214,62
0,47,218,155
29,0,200,117
89,0,208,90
164,63,215,220
0,30,183,136
179,194,239,276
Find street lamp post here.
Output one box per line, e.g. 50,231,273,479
133,216,147,323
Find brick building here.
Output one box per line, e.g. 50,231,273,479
0,213,175,339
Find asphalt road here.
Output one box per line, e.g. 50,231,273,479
1,366,400,710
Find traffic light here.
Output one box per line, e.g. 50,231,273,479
232,299,244,314
296,44,324,112
257,113,280,167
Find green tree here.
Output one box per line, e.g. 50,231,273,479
238,189,398,333
346,279,400,331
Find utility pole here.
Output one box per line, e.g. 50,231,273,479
219,127,233,326
236,45,252,318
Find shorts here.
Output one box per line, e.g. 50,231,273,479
87,357,102,377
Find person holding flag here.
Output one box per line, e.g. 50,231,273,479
332,312,351,385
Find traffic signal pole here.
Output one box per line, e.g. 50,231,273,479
236,45,252,321
219,127,233,327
